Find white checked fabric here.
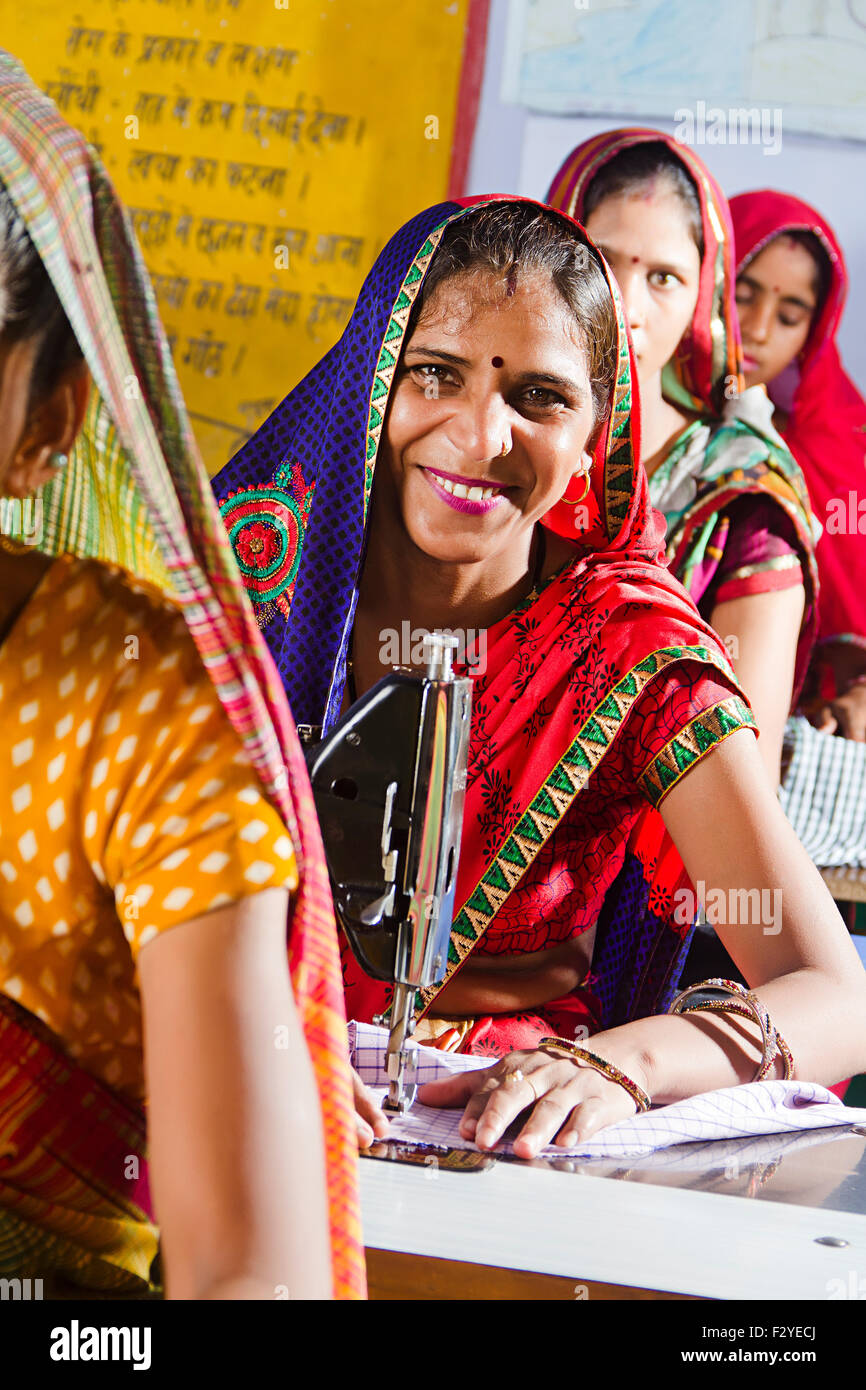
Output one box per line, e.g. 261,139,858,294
350,1021,866,1160
779,715,866,871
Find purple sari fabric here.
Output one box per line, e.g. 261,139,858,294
687,494,805,619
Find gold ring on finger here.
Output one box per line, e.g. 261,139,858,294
507,1067,539,1102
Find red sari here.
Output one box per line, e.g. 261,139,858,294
730,191,866,662
333,197,757,1055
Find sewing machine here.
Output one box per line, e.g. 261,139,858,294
305,633,472,1113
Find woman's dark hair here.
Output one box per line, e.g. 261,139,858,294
0,178,85,413
772,228,833,319
404,201,620,434
582,141,705,260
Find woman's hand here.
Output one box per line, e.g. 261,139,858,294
655,727,866,1096
352,1067,390,1148
418,1048,646,1160
812,683,866,742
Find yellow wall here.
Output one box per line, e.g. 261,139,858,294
7,0,470,472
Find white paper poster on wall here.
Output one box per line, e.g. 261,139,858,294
503,0,866,142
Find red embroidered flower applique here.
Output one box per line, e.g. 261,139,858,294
235,520,281,570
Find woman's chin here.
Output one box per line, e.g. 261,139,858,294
404,525,505,569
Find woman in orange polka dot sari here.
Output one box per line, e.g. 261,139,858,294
0,53,363,1298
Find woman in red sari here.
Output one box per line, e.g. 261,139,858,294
731,190,866,737
215,197,866,1156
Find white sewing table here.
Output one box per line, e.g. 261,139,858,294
361,1127,866,1300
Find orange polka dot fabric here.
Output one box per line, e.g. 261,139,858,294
0,553,298,1102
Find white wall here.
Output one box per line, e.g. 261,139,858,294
466,0,866,391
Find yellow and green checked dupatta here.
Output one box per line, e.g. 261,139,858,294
0,50,364,1299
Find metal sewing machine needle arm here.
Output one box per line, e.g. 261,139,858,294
383,983,419,1113
304,631,472,1114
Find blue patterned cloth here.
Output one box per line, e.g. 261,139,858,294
213,203,459,732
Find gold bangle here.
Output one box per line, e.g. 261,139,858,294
537,1036,652,1113
678,1000,793,1079
668,978,795,1081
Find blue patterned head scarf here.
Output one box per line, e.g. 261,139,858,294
212,194,662,733
214,202,460,730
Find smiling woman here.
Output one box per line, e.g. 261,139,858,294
214,195,866,1158
350,203,617,692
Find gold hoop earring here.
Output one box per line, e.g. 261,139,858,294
562,470,591,505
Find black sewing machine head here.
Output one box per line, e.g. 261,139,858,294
304,634,472,1111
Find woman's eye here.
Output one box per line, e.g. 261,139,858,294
520,386,564,409
411,364,454,387
779,314,806,330
414,366,450,383
650,271,679,289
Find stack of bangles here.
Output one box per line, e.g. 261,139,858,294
537,1037,652,1113
667,977,795,1081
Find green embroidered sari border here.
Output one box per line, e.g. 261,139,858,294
363,217,454,520
637,695,757,808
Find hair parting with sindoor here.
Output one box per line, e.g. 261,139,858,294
0,178,84,413
582,141,705,261
405,201,620,434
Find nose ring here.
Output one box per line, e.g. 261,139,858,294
500,440,510,457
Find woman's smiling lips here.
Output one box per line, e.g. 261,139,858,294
422,465,511,515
